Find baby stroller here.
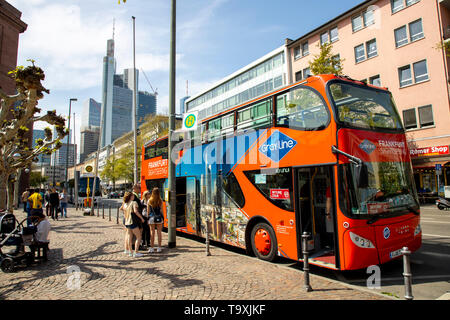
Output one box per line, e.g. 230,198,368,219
0,211,35,272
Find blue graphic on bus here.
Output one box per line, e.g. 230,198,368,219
259,131,297,162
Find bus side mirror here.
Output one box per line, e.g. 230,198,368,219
356,162,369,188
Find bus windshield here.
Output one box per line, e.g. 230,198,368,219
339,161,419,219
329,82,403,131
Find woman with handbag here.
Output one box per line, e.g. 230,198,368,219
120,192,145,257
147,187,164,253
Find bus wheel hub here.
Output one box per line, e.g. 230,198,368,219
254,229,271,255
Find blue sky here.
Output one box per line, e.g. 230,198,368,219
8,0,363,147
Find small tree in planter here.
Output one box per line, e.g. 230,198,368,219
0,61,68,212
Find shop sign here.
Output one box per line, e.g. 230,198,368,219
270,189,290,200
410,145,449,158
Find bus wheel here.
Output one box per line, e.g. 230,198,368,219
251,222,277,262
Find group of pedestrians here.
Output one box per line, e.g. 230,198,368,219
21,187,69,222
120,184,164,258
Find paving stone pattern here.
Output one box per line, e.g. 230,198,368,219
0,208,387,300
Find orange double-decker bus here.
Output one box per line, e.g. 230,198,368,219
141,74,421,270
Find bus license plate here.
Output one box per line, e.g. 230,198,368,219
389,249,402,259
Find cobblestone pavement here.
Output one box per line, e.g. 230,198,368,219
0,208,389,300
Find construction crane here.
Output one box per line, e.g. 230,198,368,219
140,68,158,96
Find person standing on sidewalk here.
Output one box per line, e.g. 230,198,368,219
59,188,69,218
148,187,164,253
132,183,144,249
27,189,43,226
120,192,145,258
140,190,151,249
21,189,31,212
44,188,51,217
49,187,60,221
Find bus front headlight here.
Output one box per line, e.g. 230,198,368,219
349,232,375,249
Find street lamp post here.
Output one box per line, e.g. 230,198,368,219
167,0,177,248
65,98,77,189
132,16,138,186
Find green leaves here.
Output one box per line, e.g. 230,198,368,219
309,42,344,76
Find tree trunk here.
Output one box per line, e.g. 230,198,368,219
7,178,15,213
0,171,7,211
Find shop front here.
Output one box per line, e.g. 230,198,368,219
410,145,450,203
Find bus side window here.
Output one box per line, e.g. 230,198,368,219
276,87,329,130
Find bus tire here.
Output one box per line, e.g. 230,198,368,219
250,222,278,262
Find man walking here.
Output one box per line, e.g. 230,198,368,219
27,189,43,226
59,188,68,218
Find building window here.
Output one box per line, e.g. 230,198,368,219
355,39,377,63
409,19,424,42
330,27,339,42
392,0,420,13
394,25,408,47
302,41,309,56
369,75,381,86
418,105,434,127
352,8,375,32
303,67,311,79
413,60,428,83
403,108,417,129
391,0,404,13
363,9,375,27
352,15,363,32
355,44,366,63
294,46,301,60
320,31,329,46
395,19,424,48
398,65,413,87
366,39,378,58
399,59,428,87
295,71,302,82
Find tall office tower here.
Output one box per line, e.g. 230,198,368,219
52,143,76,167
81,98,101,128
123,68,139,91
80,125,100,163
111,85,133,142
32,129,51,165
100,38,116,147
137,91,157,126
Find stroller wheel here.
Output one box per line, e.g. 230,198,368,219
1,257,16,273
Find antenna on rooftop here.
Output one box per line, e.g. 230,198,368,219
112,18,115,40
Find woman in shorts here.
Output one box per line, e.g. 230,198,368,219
120,192,145,257
147,188,164,253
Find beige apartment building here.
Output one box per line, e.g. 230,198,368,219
286,0,450,195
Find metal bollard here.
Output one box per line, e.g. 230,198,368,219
402,247,413,300
109,205,111,221
302,232,313,292
116,206,119,224
102,203,104,219
205,217,211,256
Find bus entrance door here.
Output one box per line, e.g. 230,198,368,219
176,177,187,228
296,166,336,269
